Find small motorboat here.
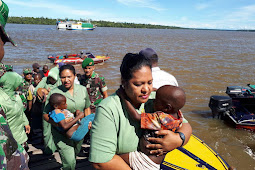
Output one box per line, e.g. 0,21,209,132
47,52,110,65
48,54,79,62
209,85,255,131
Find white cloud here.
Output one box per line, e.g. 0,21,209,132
228,5,255,21
116,0,166,11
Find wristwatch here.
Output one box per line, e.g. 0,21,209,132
175,131,185,147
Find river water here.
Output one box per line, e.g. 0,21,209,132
2,24,255,169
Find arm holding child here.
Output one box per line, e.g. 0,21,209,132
56,110,84,131
116,86,141,122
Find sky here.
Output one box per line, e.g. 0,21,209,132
4,0,255,30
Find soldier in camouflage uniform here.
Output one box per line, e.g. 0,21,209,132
18,68,33,112
79,58,108,113
0,105,29,170
21,68,34,131
0,0,29,168
4,64,12,71
22,68,33,94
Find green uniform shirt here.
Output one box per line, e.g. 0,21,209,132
89,93,144,163
0,89,29,145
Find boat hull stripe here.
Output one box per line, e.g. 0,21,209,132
177,147,217,170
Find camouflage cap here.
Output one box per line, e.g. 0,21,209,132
0,62,5,77
82,58,94,68
0,0,16,46
4,64,12,71
23,68,32,74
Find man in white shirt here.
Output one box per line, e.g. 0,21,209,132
139,48,178,90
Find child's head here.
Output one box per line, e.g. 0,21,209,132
33,74,42,87
49,93,67,110
154,85,186,114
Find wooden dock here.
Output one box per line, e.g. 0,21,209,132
27,130,95,170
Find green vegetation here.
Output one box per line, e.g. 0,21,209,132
8,16,182,29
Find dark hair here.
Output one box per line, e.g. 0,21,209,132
120,53,152,81
59,64,76,76
49,93,66,108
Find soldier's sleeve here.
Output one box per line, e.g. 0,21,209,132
0,106,8,169
0,105,29,169
99,75,108,92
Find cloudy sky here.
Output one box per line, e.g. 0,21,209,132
5,0,255,30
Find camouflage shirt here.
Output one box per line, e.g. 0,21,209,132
17,79,32,111
79,72,107,113
0,106,29,170
20,79,31,98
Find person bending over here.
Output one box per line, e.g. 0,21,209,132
117,85,186,168
48,93,94,141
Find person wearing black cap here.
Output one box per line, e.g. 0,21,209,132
0,0,29,168
139,48,178,90
32,62,45,79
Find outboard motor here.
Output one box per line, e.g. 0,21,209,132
209,95,232,118
226,86,245,98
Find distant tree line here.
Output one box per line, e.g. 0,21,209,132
7,16,182,29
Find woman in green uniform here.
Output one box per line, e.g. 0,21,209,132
89,53,192,169
34,66,62,96
0,1,29,168
43,64,91,170
0,72,30,145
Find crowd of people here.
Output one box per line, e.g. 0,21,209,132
0,0,193,170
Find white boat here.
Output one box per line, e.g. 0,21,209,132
56,20,75,29
66,20,96,30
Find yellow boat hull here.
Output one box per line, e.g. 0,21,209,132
161,134,229,170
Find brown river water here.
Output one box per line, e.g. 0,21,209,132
2,24,255,169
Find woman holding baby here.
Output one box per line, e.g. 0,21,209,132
43,64,91,170
89,53,192,169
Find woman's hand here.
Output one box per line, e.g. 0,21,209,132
146,123,192,156
146,130,181,156
25,125,31,134
75,110,84,118
77,112,85,119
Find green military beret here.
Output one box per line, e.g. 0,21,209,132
82,58,94,68
0,0,16,46
23,68,32,74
